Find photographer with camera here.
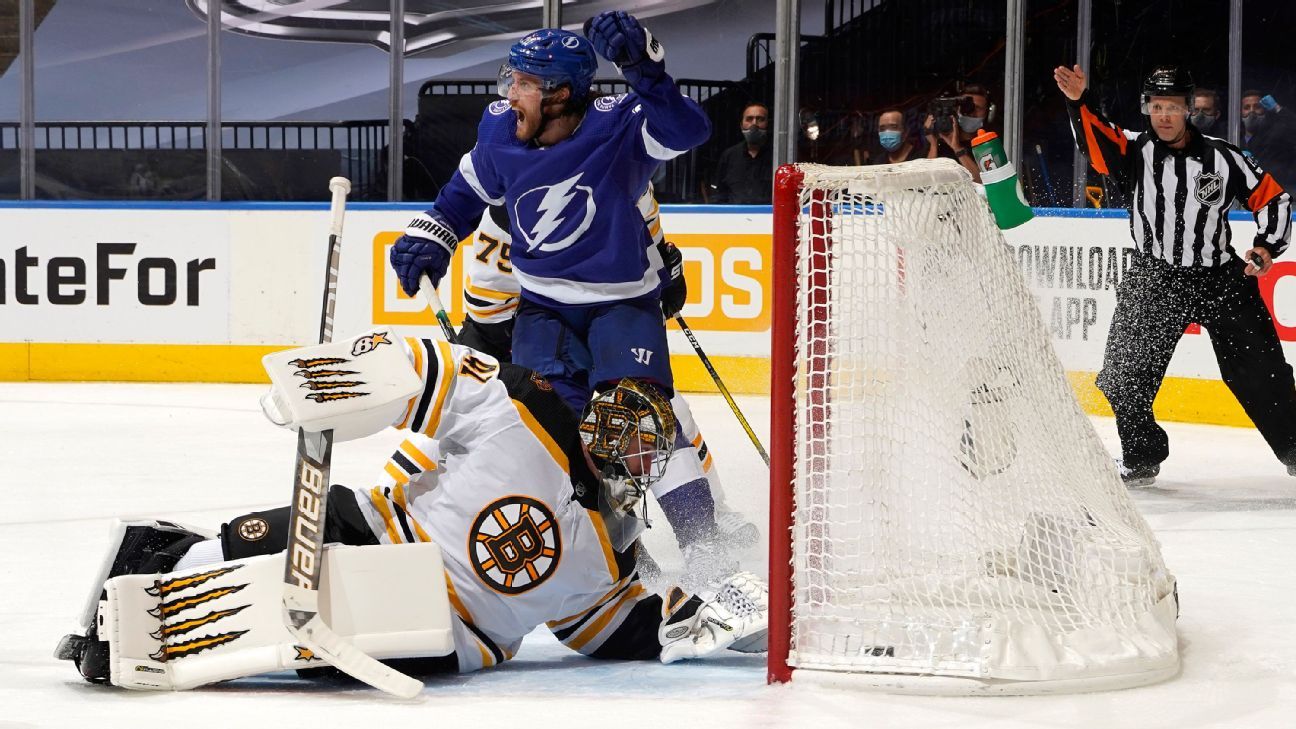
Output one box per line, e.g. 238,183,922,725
924,83,995,182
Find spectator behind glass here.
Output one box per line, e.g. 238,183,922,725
867,108,925,165
1192,88,1222,134
708,103,772,204
1241,89,1296,190
924,83,994,182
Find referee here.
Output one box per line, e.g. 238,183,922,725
1055,64,1296,486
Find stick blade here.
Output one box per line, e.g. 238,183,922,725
288,607,424,700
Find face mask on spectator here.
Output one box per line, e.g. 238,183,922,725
957,114,984,134
742,127,768,146
1190,112,1216,131
1243,113,1267,134
878,130,903,151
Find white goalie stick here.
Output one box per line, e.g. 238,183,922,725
281,177,423,699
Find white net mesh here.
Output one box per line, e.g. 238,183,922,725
784,159,1178,691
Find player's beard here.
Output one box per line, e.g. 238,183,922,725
513,103,540,142
514,97,567,144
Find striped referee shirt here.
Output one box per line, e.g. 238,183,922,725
1068,90,1291,267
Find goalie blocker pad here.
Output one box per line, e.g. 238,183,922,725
103,542,453,691
261,328,423,442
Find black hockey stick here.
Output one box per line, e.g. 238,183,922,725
419,273,460,344
674,315,770,466
281,177,422,699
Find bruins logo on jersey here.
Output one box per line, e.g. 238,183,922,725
469,496,561,595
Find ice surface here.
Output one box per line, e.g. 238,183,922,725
1,383,1292,728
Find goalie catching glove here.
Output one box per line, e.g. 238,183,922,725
391,209,460,296
658,572,769,663
583,11,666,90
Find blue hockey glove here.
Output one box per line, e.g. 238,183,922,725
584,11,665,88
390,211,459,296
658,241,686,319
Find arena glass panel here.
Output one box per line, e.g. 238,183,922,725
30,0,208,200
1240,3,1296,197
0,2,23,200
216,2,399,202
1066,0,1232,211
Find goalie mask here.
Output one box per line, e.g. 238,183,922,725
579,379,677,550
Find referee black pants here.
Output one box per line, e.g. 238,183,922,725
1096,254,1296,469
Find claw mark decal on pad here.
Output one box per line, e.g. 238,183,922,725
146,565,243,597
289,357,347,369
151,631,249,661
149,584,249,619
299,380,366,391
295,369,359,379
305,391,368,403
152,605,252,640
284,334,391,405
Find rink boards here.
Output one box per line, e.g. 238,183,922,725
1,202,1293,427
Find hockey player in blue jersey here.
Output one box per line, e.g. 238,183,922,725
389,13,708,412
389,13,729,582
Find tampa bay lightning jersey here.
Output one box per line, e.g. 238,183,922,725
425,74,710,308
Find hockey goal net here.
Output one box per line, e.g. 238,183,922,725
768,159,1179,694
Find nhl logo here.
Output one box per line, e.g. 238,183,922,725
1195,171,1224,205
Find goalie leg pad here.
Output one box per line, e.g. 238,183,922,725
56,519,214,683
102,542,454,691
221,484,377,561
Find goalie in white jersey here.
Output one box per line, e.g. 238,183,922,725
57,332,767,689
456,186,761,586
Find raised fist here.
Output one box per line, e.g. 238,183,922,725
584,11,663,69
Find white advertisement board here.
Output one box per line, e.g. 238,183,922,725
1002,212,1296,380
0,208,231,343
5,203,1296,408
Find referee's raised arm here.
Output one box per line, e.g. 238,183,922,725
1056,64,1134,180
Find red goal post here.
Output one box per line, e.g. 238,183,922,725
767,160,1179,694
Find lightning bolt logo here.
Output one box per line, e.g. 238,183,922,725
528,174,583,249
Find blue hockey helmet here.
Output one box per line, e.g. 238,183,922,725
499,29,598,101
